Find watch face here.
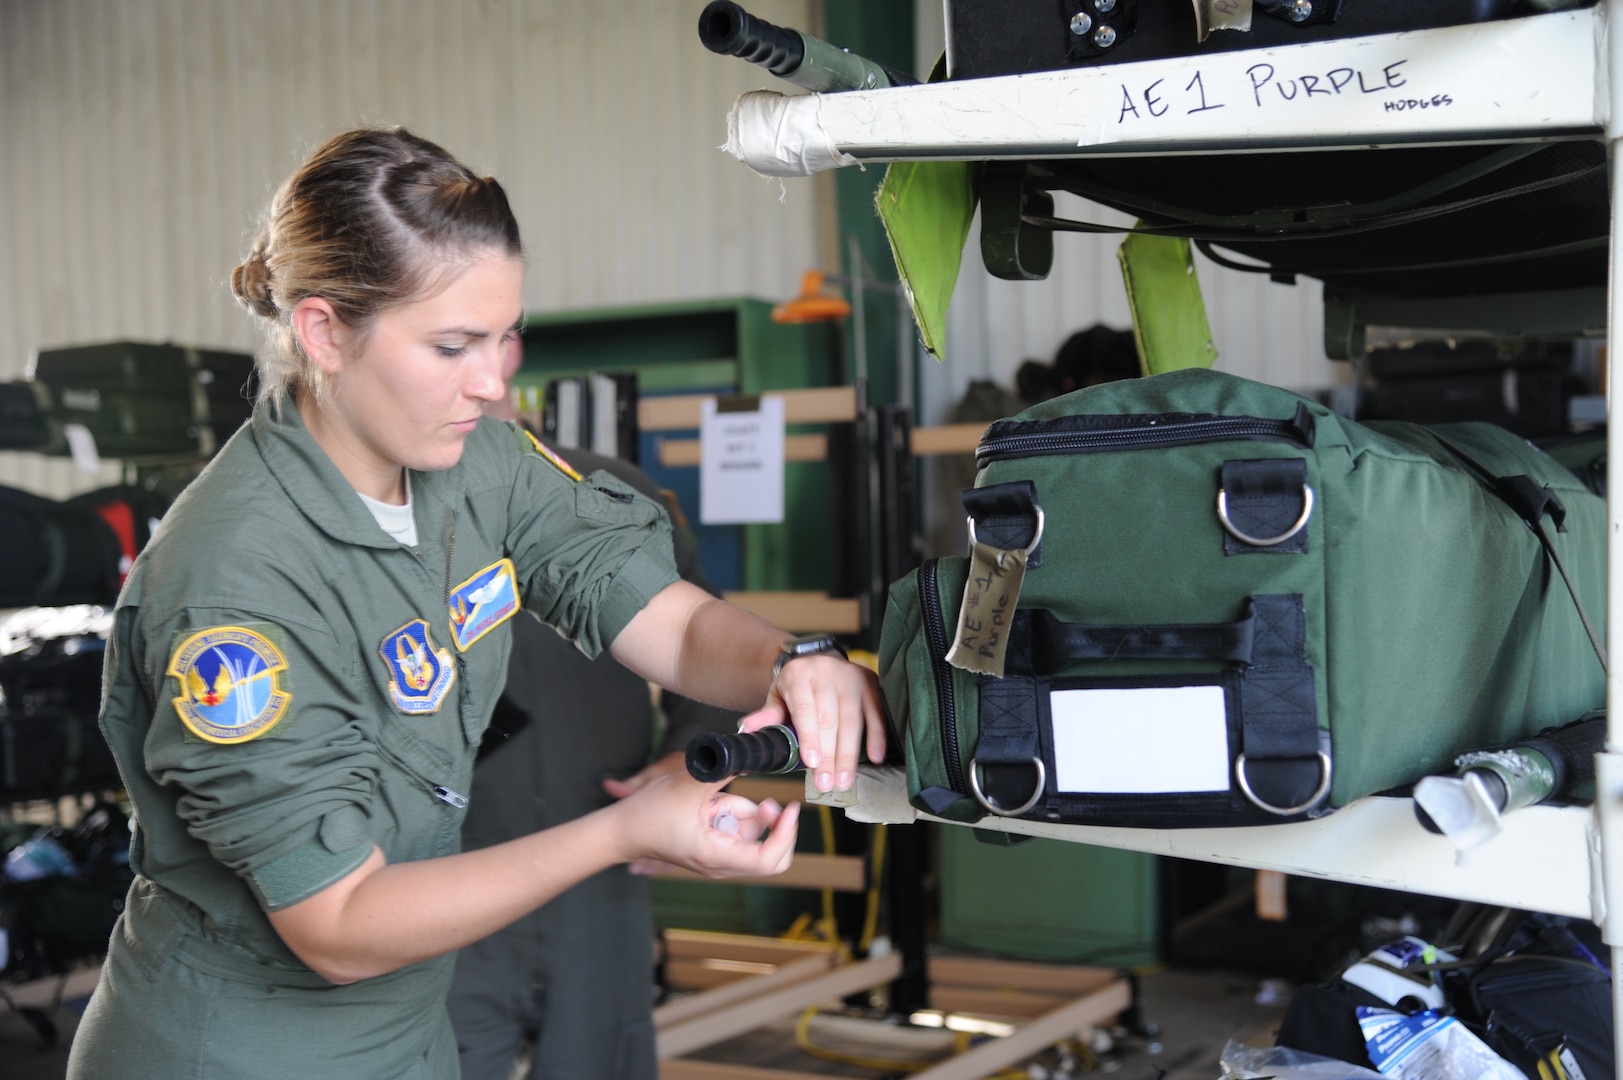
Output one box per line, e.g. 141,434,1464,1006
775,635,842,677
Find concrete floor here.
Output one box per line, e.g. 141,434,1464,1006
2,962,1288,1080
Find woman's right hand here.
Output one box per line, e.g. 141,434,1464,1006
609,771,800,879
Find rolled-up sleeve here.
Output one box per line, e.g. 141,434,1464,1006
129,602,381,911
504,432,680,656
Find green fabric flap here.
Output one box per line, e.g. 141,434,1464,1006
1117,233,1218,375
876,159,976,362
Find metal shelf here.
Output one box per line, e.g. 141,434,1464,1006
724,2,1623,1059
810,767,1598,920
725,7,1603,171
730,4,1623,1065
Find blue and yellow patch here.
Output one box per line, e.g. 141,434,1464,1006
379,618,457,714
448,558,520,651
168,626,291,744
523,428,583,482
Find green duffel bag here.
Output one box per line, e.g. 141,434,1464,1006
879,368,1606,828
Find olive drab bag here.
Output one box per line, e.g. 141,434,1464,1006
878,368,1606,828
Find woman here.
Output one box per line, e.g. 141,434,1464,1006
66,126,886,1079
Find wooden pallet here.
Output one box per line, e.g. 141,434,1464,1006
656,938,1131,1080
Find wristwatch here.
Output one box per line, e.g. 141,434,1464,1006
772,633,848,679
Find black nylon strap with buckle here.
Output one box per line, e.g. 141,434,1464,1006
972,593,1326,818
1221,458,1311,555
962,481,1044,567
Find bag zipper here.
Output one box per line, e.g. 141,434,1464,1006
920,559,965,796
976,405,1315,466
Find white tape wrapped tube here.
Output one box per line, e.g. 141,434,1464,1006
723,90,856,178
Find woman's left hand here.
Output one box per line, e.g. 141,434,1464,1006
737,654,886,793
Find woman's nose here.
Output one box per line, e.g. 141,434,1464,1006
467,348,506,402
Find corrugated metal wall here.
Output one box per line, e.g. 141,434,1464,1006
0,0,823,497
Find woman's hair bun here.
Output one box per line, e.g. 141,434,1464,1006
231,248,279,318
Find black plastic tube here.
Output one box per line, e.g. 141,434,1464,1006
697,0,910,92
686,724,800,782
698,1,804,77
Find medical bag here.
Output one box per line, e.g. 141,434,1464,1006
878,368,1605,827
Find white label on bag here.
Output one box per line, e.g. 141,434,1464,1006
1050,684,1229,793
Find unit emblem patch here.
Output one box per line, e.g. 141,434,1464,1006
168,626,291,744
380,618,457,714
449,558,520,651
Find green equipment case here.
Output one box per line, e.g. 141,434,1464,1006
879,369,1605,827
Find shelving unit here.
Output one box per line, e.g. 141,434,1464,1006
713,0,1623,1066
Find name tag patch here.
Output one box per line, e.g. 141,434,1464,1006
449,558,519,651
168,626,291,744
380,618,457,714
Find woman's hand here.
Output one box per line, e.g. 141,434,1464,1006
609,770,800,879
608,582,887,793
601,750,687,799
738,654,887,794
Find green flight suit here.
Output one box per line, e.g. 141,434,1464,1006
447,446,739,1080
66,403,679,1080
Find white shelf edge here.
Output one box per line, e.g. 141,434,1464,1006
813,766,1598,920
746,7,1605,165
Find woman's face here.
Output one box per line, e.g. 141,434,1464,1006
309,251,524,499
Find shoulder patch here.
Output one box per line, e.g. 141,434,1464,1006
523,428,583,482
379,619,457,714
449,558,520,651
168,626,292,744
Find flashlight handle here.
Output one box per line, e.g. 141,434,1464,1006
686,725,800,783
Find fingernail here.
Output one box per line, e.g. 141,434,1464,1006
837,770,852,789
816,771,833,792
802,747,819,768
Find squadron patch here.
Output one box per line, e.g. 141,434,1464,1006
448,558,520,651
523,428,583,482
168,626,291,744
379,619,457,714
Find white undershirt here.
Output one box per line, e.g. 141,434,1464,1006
357,472,418,547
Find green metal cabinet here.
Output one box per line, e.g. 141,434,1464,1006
938,826,1161,967
516,298,842,597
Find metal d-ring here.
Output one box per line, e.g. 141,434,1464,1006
1217,485,1314,547
966,505,1046,553
967,754,1046,817
1234,751,1332,816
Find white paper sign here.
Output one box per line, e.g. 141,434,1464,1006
1050,684,1230,794
699,396,785,525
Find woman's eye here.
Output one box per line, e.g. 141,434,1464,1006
435,344,468,358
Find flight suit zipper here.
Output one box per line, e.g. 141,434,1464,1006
432,785,469,808
441,509,458,603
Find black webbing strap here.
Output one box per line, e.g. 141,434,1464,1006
1425,430,1607,676
1236,594,1320,763
1011,605,1256,676
976,595,1321,810
975,675,1041,768
1221,458,1311,555
962,481,1043,567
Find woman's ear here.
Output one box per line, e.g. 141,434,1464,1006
291,297,346,377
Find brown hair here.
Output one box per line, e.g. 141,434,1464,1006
230,126,524,407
